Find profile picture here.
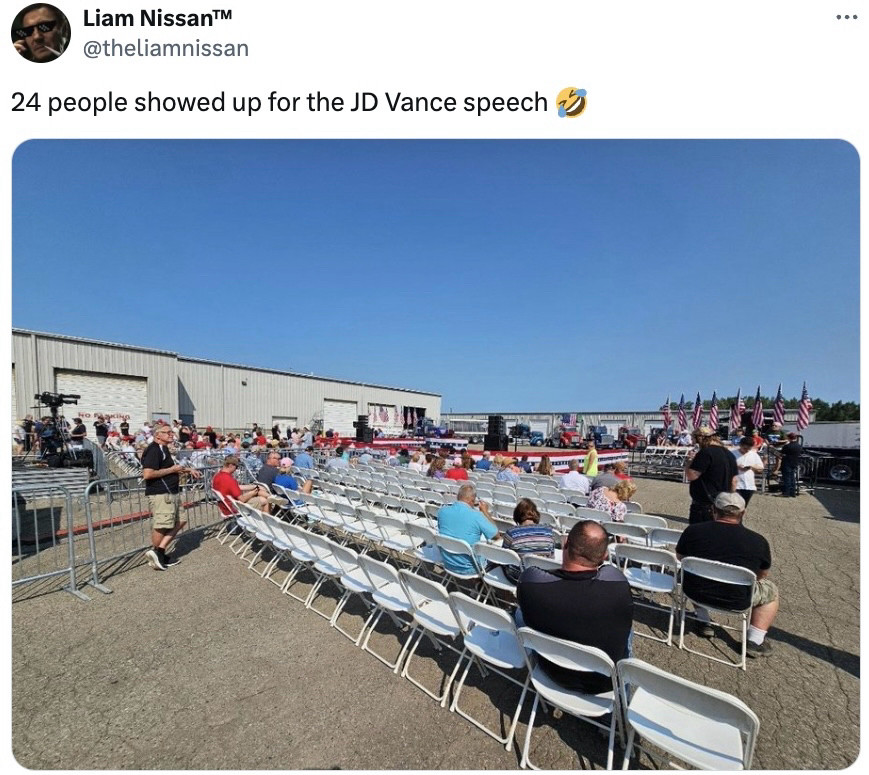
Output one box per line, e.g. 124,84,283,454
12,4,70,62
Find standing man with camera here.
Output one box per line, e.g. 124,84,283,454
143,423,201,571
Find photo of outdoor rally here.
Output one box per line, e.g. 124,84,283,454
11,140,858,770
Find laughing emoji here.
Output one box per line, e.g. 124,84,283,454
556,87,587,118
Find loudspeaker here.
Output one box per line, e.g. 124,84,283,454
362,429,374,443
484,434,508,452
353,414,369,441
487,414,505,435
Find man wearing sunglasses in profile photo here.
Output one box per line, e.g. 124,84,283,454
12,4,70,62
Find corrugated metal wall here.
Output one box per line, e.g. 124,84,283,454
12,330,441,431
177,359,441,430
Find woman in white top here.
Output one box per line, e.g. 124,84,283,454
734,436,765,506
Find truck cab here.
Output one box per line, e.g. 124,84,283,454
548,425,583,448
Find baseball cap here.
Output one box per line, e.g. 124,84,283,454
713,492,746,513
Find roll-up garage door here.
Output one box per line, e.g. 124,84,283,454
55,371,148,435
323,399,358,437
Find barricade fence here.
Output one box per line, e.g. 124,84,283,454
13,466,227,602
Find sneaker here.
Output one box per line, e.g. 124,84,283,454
162,553,181,567
145,548,167,571
694,620,715,638
747,640,772,658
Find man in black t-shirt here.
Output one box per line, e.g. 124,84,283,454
774,432,803,497
93,415,109,447
685,426,738,524
141,423,201,570
69,418,87,445
676,492,779,658
517,521,633,693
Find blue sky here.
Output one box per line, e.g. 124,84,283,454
12,140,859,411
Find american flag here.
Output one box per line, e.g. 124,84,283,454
662,395,671,428
773,384,785,426
730,389,742,432
796,382,813,431
708,391,719,431
677,394,687,431
692,392,703,430
751,386,763,429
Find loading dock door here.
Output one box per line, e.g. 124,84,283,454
55,371,148,434
323,399,357,437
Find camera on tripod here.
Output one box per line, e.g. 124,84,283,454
34,391,80,409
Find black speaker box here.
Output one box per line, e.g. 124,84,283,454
484,434,508,452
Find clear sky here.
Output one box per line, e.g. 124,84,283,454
11,140,859,411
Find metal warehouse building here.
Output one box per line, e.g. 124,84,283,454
12,329,441,436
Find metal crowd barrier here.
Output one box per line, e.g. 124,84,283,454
12,466,227,602
12,484,89,601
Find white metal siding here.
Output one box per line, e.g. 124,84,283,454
11,366,18,432
324,399,358,436
529,419,549,435
55,371,148,434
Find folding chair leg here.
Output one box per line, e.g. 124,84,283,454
400,630,464,705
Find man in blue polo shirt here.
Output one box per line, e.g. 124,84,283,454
436,483,500,574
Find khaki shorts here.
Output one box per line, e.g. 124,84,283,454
752,578,778,607
148,493,181,531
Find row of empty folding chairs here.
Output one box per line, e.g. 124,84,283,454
219,503,759,769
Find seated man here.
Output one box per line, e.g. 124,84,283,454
325,445,350,471
293,445,315,470
591,464,619,490
211,455,271,515
517,520,633,693
558,459,591,494
256,450,283,488
676,492,779,658
445,456,469,481
436,483,499,575
475,451,492,471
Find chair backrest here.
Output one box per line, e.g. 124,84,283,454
546,501,576,517
522,554,561,572
616,658,759,768
329,541,363,575
624,500,643,514
211,488,237,516
357,553,403,589
518,626,615,679
406,521,437,545
434,534,482,574
601,521,648,541
647,527,683,549
574,506,607,520
680,557,756,592
473,541,521,569
612,543,678,572
398,568,452,610
624,513,668,529
449,590,519,638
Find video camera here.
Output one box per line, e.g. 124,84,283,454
34,392,80,409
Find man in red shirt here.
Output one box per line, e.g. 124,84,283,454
212,455,271,516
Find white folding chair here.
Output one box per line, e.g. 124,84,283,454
678,557,757,670
522,554,561,572
617,658,759,769
327,541,377,643
623,513,667,529
647,526,683,551
303,531,347,619
602,521,649,545
624,501,643,514
434,534,486,598
212,488,241,544
405,522,443,577
448,592,531,751
356,554,417,672
474,541,521,602
280,523,321,603
397,570,465,705
518,627,623,770
611,544,679,645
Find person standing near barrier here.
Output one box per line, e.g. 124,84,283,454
143,424,201,571
684,426,738,524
